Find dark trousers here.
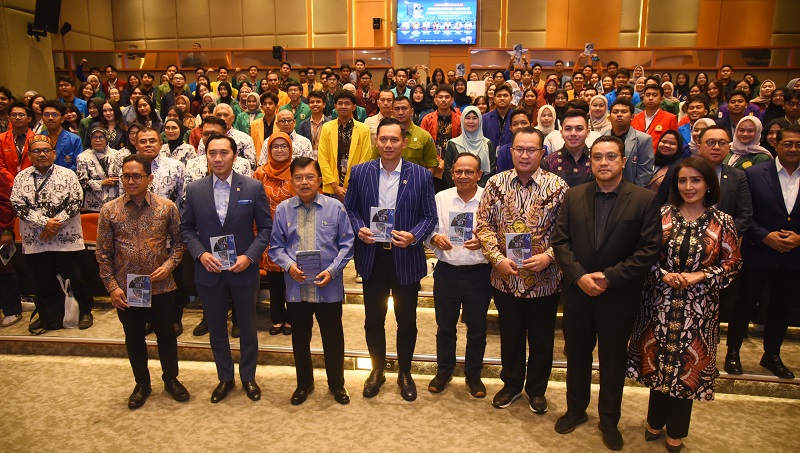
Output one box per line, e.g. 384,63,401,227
172,254,192,322
362,247,419,372
287,301,345,391
494,289,559,396
647,390,694,439
198,275,259,382
563,304,636,428
267,271,287,325
28,251,93,329
727,267,800,355
0,265,23,316
117,291,179,385
432,262,492,379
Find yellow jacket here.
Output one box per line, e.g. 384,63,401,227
250,116,275,164
318,120,373,193
302,82,323,98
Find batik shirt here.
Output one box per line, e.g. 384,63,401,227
160,143,197,166
76,148,122,212
197,127,257,171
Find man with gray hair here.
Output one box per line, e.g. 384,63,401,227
197,103,257,171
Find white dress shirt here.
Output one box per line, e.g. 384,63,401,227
212,172,233,225
776,158,800,213
426,186,487,266
378,158,401,210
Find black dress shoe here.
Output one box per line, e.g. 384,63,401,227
128,383,152,409
644,428,663,441
192,318,208,336
724,350,744,375
173,321,183,337
210,381,235,403
397,371,417,401
492,387,523,409
528,394,548,415
144,322,153,336
78,313,93,330
331,387,350,405
231,322,240,338
666,441,684,452
242,380,261,401
363,369,386,398
291,385,314,405
465,377,486,398
164,379,190,402
760,354,795,379
282,324,292,335
269,324,283,335
427,372,452,393
554,412,589,434
598,422,624,451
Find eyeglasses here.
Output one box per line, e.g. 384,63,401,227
42,112,61,118
292,174,318,182
703,139,730,148
121,174,145,182
452,170,476,177
29,148,53,155
271,144,290,150
512,147,543,156
785,101,800,108
277,119,294,124
780,141,800,150
9,113,27,119
138,138,160,145
591,153,621,162
90,135,106,140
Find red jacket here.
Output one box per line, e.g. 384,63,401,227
631,109,678,153
0,128,34,188
419,110,462,143
355,88,380,117
102,78,126,97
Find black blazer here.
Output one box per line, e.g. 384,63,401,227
742,160,800,270
552,180,662,316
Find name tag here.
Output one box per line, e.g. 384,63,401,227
238,199,253,204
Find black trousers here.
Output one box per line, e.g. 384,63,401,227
287,301,345,391
198,275,259,382
0,268,22,317
172,253,193,322
727,267,800,355
563,304,636,428
432,262,492,379
28,251,93,329
267,271,288,325
647,390,694,439
494,289,559,396
117,291,178,385
362,246,419,372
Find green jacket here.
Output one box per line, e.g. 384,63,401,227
279,102,312,132
233,111,264,134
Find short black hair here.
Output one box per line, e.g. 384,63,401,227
308,90,326,102
122,154,153,176
166,64,178,71
206,133,237,154
566,99,589,115
290,157,321,177
202,116,228,130
8,101,31,117
510,109,531,122
334,89,357,104
453,152,482,169
281,62,292,69
56,75,75,86
395,67,408,77
670,156,720,207
355,59,366,66
393,95,412,106
532,63,542,70
376,116,403,136
41,99,66,115
607,61,619,68
776,124,800,143
609,98,635,114
590,135,626,158
435,85,454,97
340,63,351,71
686,94,710,111
360,70,372,79
617,85,634,96
105,65,117,72
259,91,279,104
286,80,302,91
720,64,733,72
555,60,564,65
512,126,544,145
616,68,630,78
563,109,588,125
726,89,748,102
327,72,340,81
784,89,800,103
698,125,732,142
644,84,664,96
494,84,513,97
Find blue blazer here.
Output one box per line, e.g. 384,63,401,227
180,172,273,286
742,160,800,270
482,109,513,148
344,159,437,286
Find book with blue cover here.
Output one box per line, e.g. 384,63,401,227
210,234,237,270
126,274,152,308
505,233,532,266
296,250,321,284
370,207,395,242
448,211,473,246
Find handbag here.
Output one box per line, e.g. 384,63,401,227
58,274,80,329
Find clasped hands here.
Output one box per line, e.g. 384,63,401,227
662,272,705,291
288,264,332,287
431,234,481,251
497,254,553,276
199,252,250,273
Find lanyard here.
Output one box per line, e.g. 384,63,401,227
33,166,54,204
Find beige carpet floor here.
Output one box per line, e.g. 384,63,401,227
1,354,799,453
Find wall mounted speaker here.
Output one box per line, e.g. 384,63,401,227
373,18,381,30
272,46,283,60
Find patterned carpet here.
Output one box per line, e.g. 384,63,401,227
1,355,799,453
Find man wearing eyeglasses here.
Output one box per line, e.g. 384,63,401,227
96,153,189,409
782,90,800,126
39,100,82,172
725,125,799,379
0,102,34,183
258,110,314,166
552,135,661,450
475,126,568,413
426,153,491,398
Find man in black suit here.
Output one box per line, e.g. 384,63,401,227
180,133,272,403
725,125,800,379
552,136,662,451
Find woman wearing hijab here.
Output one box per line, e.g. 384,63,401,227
749,79,776,113
521,89,541,124
216,81,237,110
760,118,790,157
80,97,105,148
160,118,196,165
723,116,773,170
233,92,263,134
686,118,716,156
536,104,557,135
761,88,787,126
174,94,196,129
588,95,611,134
648,131,685,205
674,72,691,101
76,126,121,212
452,77,473,112
553,89,569,127
254,132,296,336
410,84,434,125
662,82,680,110
543,78,558,105
443,106,495,188
787,78,800,91
86,74,105,100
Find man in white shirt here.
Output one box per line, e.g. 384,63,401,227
197,104,257,171
364,89,394,147
426,152,491,398
258,110,314,166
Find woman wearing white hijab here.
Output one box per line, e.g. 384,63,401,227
443,105,495,188
724,116,773,170
588,95,611,134
536,104,557,135
686,118,716,155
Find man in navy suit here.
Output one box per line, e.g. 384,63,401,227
726,125,800,380
344,117,437,401
180,133,272,403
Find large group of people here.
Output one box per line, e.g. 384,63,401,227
1,53,799,452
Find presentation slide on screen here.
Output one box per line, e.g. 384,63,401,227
397,1,478,45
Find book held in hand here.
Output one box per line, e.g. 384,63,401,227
296,250,321,284
505,233,532,266
370,207,395,242
126,274,152,308
210,234,237,270
448,211,474,246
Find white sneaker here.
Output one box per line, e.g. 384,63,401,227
2,314,23,327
